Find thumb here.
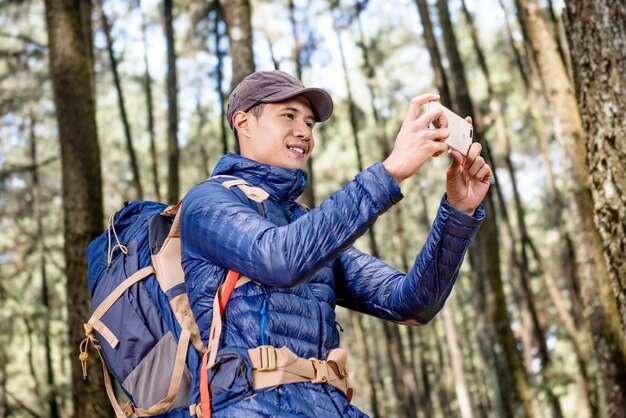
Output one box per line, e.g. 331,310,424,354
448,148,464,169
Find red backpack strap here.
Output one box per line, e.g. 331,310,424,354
200,269,246,418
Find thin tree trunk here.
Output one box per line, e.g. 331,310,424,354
412,331,435,417
350,312,380,417
564,0,626,336
413,0,453,109
334,23,380,258
28,115,61,418
164,0,179,203
220,0,254,89
138,0,161,201
516,0,626,415
460,2,565,416
98,0,143,200
288,0,315,208
430,322,455,417
432,0,536,415
543,0,570,76
0,342,5,418
500,0,590,367
214,4,229,155
441,306,473,418
195,99,210,178
43,0,109,416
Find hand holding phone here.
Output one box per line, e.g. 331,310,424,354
428,102,473,156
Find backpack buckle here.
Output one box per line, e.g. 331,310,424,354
310,359,329,384
256,345,276,371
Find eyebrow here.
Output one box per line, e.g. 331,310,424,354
281,106,315,122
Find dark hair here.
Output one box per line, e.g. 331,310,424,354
233,103,266,143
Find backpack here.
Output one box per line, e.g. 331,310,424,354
80,176,268,417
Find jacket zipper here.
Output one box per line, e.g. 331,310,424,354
259,298,268,346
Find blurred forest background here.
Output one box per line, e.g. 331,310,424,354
0,0,625,417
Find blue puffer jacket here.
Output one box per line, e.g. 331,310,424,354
180,153,484,417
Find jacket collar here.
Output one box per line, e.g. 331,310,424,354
212,153,307,202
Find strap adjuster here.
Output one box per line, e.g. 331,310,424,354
310,359,329,384
257,345,277,371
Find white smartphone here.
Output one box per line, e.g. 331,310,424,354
428,102,473,156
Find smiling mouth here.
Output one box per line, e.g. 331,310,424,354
288,146,306,155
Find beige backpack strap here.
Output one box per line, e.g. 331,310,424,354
85,266,155,348
247,346,353,401
206,275,252,368
152,206,205,353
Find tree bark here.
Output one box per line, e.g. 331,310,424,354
138,0,161,201
28,115,61,418
43,0,110,416
220,0,254,90
98,0,143,200
516,0,626,416
564,0,626,336
164,0,179,203
516,0,626,415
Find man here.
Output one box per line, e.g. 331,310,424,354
180,70,491,417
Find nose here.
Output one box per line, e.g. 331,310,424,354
293,120,312,141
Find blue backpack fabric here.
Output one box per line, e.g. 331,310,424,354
84,200,201,417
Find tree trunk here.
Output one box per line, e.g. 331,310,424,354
29,116,61,418
98,0,143,200
138,0,161,201
433,0,536,415
350,311,380,417
43,0,110,416
516,0,626,415
441,306,473,418
354,2,391,157
164,0,179,203
564,0,626,336
289,0,315,208
214,3,229,155
413,0,453,109
0,342,5,418
220,0,254,90
460,2,566,416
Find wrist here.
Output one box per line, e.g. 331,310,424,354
382,159,404,184
447,198,476,217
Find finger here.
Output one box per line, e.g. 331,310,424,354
416,107,447,130
448,148,464,167
465,116,473,125
468,156,486,177
475,164,493,183
431,141,448,156
464,142,482,168
422,127,450,142
406,94,440,121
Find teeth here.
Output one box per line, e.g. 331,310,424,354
289,147,305,154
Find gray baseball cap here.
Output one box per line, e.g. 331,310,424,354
226,70,334,130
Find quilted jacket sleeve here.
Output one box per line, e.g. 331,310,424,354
334,196,484,325
180,162,403,288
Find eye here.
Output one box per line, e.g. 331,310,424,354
284,113,295,120
306,122,315,129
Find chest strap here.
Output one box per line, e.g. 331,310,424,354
248,345,353,401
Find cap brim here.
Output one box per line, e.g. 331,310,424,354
260,87,334,122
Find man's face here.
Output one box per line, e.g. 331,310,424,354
238,96,316,170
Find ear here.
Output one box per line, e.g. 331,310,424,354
232,111,250,140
